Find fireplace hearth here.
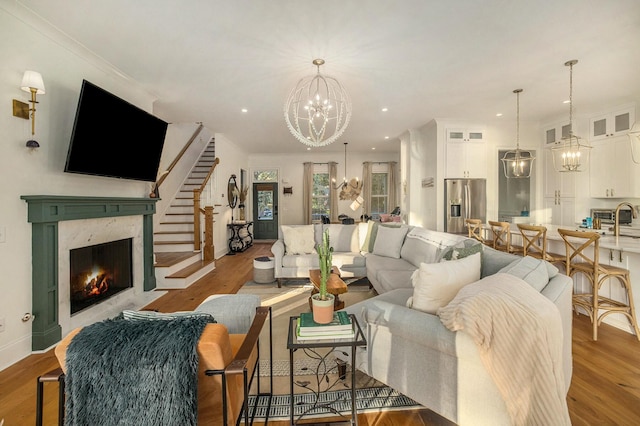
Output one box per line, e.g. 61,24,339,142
69,238,133,315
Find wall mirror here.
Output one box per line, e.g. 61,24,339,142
228,174,239,208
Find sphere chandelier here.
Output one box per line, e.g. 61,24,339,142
284,59,352,147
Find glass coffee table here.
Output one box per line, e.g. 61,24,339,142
287,314,366,425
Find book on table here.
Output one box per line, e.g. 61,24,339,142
296,321,355,340
298,311,352,333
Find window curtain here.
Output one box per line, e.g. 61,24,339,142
388,161,398,211
328,161,338,223
303,162,313,224
361,162,373,216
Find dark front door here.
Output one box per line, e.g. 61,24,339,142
253,182,278,240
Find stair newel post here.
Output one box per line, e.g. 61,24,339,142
204,205,214,261
193,188,202,252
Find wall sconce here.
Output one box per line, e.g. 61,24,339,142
13,70,45,148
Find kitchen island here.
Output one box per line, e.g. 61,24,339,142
507,223,640,337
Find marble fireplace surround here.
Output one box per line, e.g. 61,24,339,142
21,195,163,351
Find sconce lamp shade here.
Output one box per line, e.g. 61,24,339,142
21,71,45,94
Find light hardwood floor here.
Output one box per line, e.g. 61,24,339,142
2,242,640,425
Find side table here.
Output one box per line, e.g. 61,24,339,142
227,221,253,253
287,314,366,425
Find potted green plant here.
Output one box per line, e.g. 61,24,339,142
312,229,335,323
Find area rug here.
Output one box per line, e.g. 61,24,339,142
246,386,421,422
236,279,425,422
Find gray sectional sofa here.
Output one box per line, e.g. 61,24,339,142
340,242,573,425
270,223,573,425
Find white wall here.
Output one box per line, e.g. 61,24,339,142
248,149,400,225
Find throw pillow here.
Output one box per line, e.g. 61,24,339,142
281,225,316,254
325,224,358,252
497,255,550,292
438,238,483,261
372,225,409,258
122,310,215,322
406,252,481,314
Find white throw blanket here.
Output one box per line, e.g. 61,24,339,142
438,273,571,426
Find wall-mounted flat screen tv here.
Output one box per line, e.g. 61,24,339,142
64,80,168,182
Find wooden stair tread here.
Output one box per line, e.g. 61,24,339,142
166,259,215,278
159,221,194,225
154,230,192,235
154,251,199,267
154,240,194,245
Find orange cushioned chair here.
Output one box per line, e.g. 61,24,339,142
36,306,272,426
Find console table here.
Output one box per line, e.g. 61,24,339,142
227,221,253,253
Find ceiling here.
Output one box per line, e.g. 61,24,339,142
18,0,640,154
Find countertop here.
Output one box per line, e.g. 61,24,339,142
524,224,640,254
484,222,640,254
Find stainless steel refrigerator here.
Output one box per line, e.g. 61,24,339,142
444,178,487,234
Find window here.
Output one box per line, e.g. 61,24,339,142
312,164,330,221
370,164,389,219
253,169,277,182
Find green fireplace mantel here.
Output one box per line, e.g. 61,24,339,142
21,195,158,350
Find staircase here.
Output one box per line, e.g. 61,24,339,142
153,139,218,289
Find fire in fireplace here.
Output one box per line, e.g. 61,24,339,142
69,238,133,315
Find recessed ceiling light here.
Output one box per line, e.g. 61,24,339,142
372,147,376,150
384,136,389,139
241,108,248,113
306,147,311,151
496,113,503,117
381,107,388,112
563,100,570,104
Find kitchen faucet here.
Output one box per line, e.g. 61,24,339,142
614,202,638,237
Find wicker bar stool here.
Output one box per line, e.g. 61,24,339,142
487,220,523,254
557,228,640,341
465,218,487,244
517,224,565,269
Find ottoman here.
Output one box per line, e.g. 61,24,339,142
195,294,261,334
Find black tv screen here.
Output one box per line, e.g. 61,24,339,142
64,80,168,182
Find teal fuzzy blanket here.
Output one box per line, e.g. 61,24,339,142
64,315,214,426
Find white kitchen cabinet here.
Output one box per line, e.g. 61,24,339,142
589,137,639,198
445,128,486,178
542,120,571,145
543,148,575,198
446,128,484,143
589,105,635,141
543,196,575,226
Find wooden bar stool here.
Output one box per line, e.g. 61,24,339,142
465,218,487,244
487,220,517,253
557,228,640,341
517,224,565,269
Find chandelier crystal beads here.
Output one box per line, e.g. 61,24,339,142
284,59,352,147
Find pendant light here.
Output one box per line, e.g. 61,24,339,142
332,142,362,200
551,59,591,172
501,89,535,178
284,59,352,147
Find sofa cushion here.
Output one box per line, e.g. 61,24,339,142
438,238,483,261
480,246,520,278
401,227,467,267
324,224,359,252
372,225,409,258
407,252,481,314
360,221,404,253
281,253,318,269
282,225,316,254
498,256,551,292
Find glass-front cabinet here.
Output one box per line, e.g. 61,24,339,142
589,105,635,141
